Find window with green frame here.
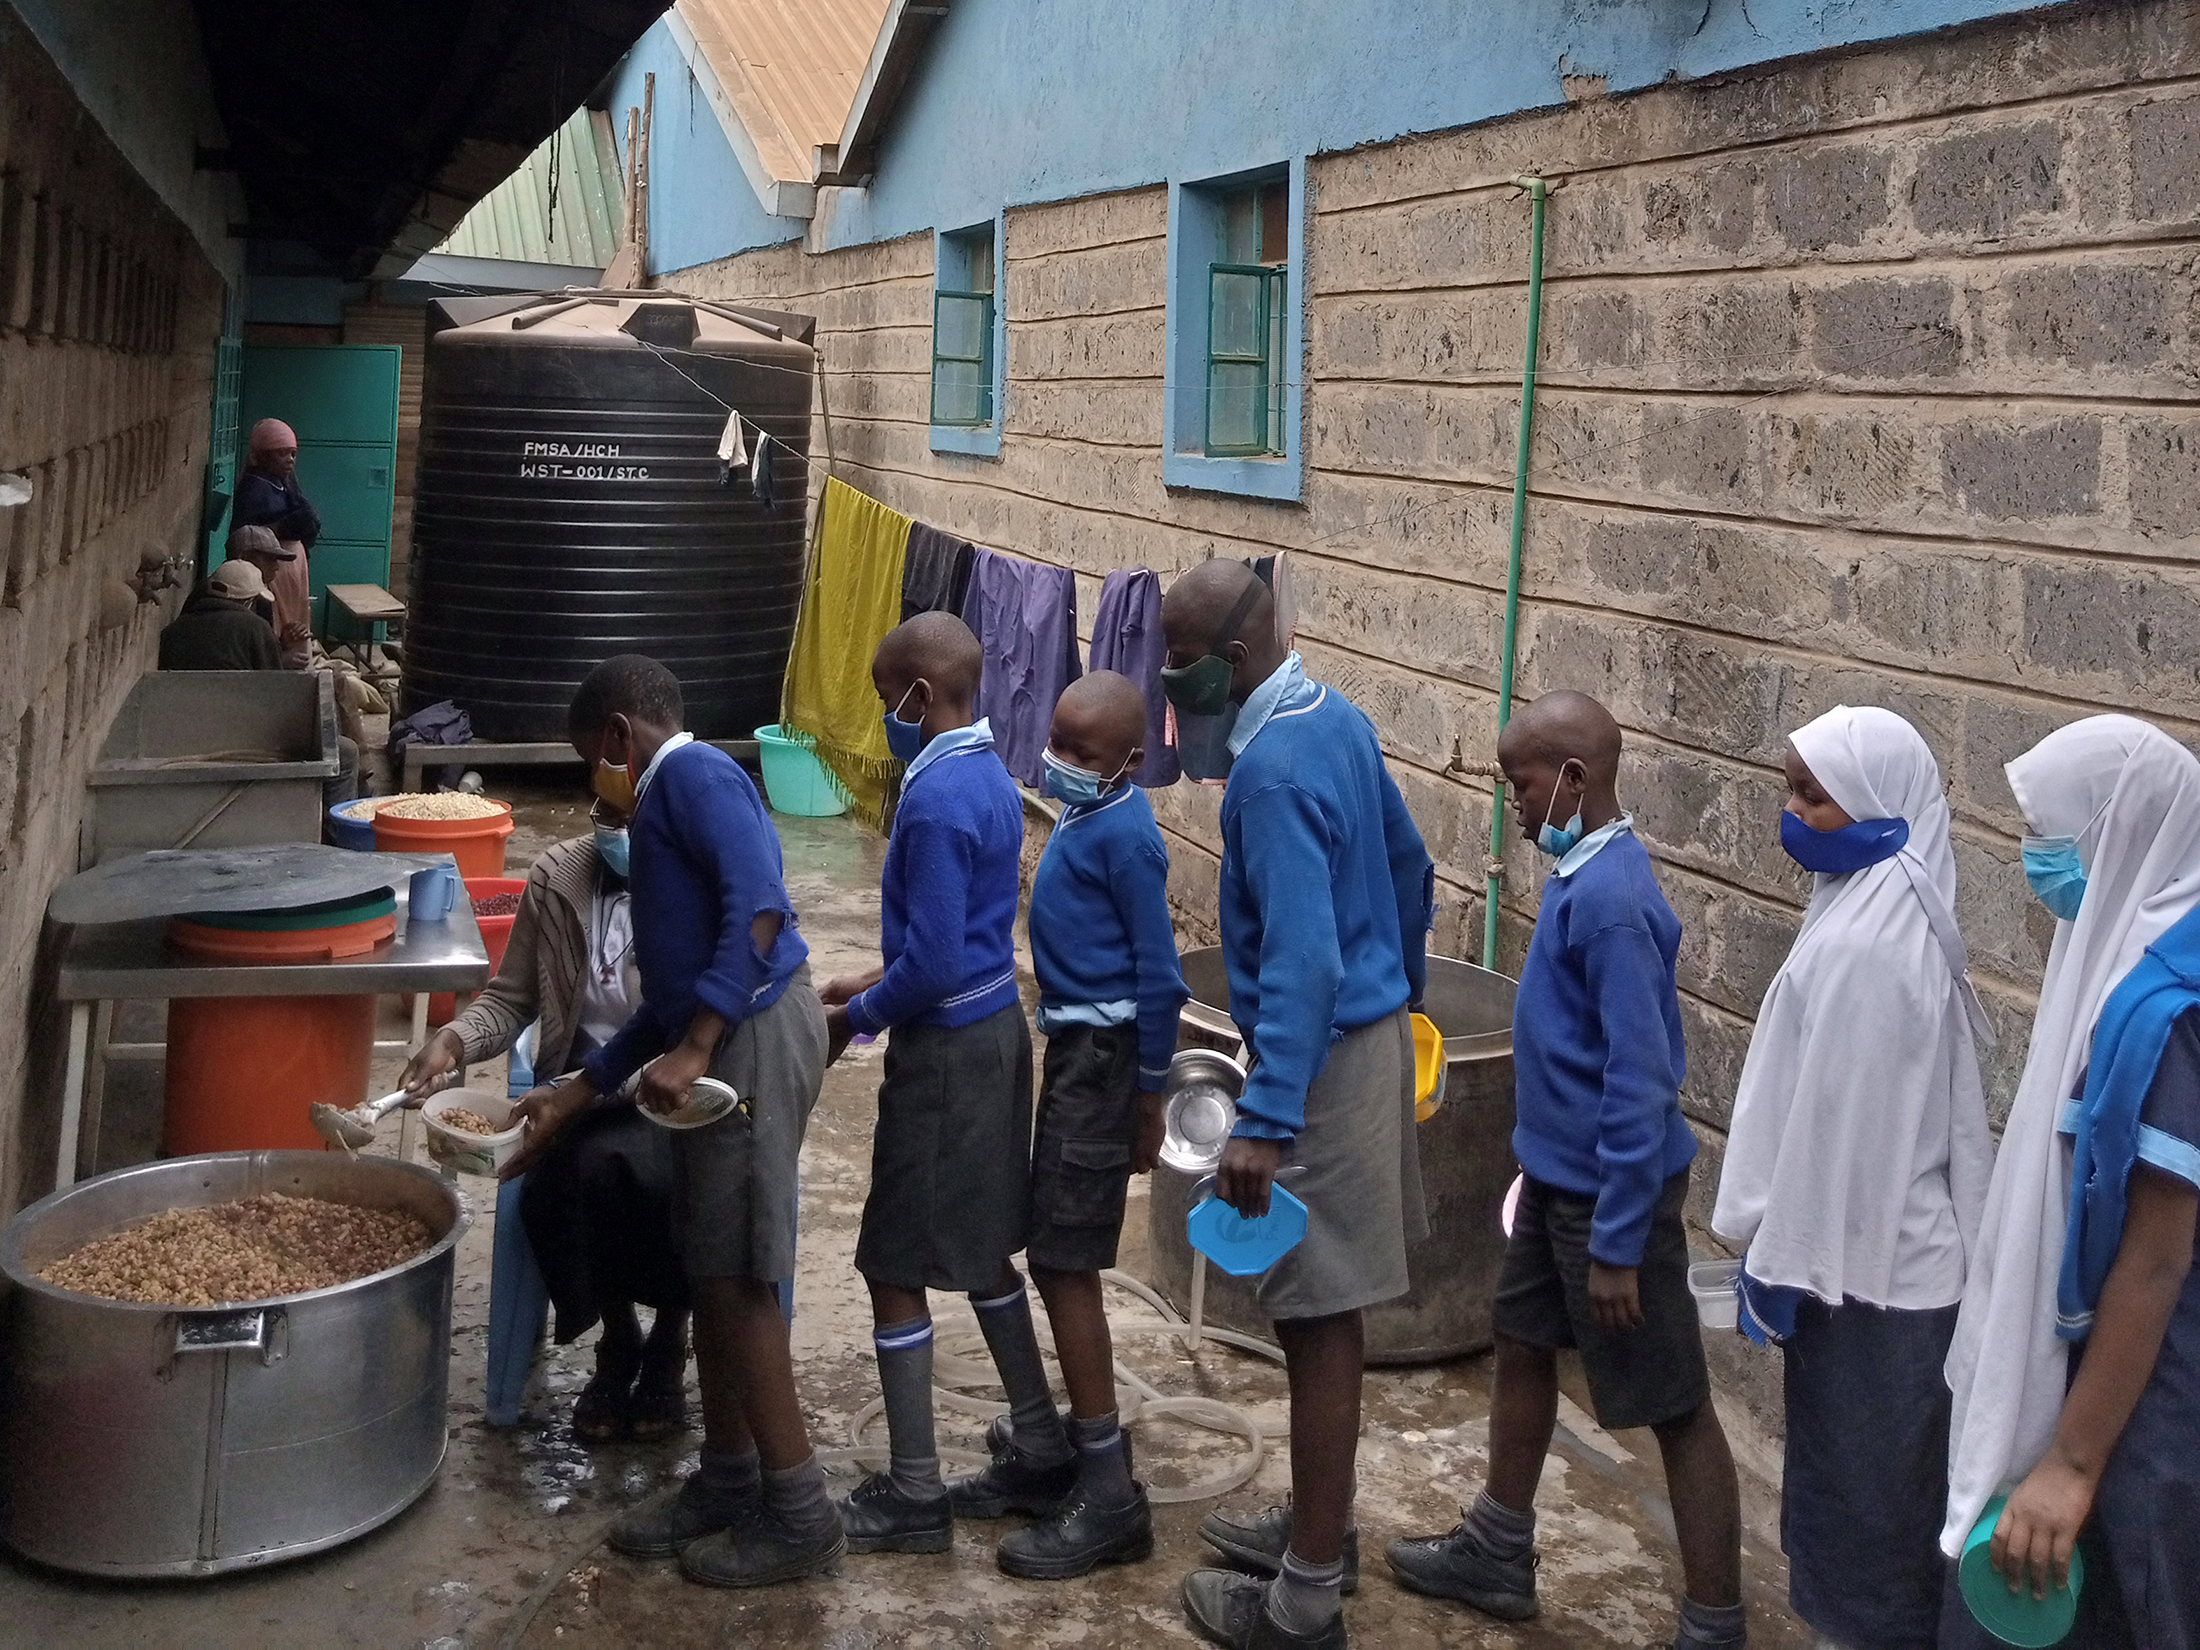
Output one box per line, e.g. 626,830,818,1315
931,224,995,428
1206,180,1289,457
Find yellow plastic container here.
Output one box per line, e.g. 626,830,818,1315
1412,1011,1447,1122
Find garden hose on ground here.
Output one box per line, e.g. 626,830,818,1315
817,1268,1288,1504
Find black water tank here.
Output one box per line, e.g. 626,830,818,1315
404,292,817,742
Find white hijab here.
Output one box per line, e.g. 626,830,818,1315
1940,715,2200,1555
1713,707,1993,1312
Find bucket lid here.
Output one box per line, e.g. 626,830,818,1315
178,889,396,931
1187,1185,1309,1277
1959,1495,2084,1647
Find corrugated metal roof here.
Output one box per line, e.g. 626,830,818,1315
435,107,625,270
675,0,890,185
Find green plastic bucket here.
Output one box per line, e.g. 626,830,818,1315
754,725,849,818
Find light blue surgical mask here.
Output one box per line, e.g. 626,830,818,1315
593,825,630,880
1042,748,1130,808
2022,834,2088,923
1534,762,1586,859
882,681,928,765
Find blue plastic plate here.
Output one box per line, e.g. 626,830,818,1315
1187,1185,1309,1276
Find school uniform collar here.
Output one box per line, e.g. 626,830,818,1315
1228,651,1322,757
1058,784,1138,828
633,731,695,806
1552,814,1634,878
905,717,994,785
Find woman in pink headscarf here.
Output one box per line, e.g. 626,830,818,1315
233,418,320,671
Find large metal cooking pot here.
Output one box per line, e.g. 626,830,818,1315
1149,950,1517,1363
1,1151,464,1577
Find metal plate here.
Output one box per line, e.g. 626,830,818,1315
49,845,447,927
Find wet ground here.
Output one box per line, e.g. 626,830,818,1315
0,777,1812,1648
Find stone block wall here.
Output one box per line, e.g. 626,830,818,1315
0,14,224,1215
667,0,2199,1206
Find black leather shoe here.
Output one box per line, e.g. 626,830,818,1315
839,1471,953,1554
606,1474,756,1559
948,1416,1079,1518
1385,1522,1538,1620
1198,1504,1359,1595
679,1506,847,1588
997,1484,1154,1579
1182,1568,1347,1649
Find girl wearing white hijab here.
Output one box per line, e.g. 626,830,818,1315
1713,706,1993,1650
1940,715,2200,1649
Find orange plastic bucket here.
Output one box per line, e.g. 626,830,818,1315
163,895,395,1155
371,799,515,878
428,875,526,1026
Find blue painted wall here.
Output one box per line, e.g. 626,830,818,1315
603,21,805,275
623,0,2052,268
818,0,2047,250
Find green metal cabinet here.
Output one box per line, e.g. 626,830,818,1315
237,344,401,629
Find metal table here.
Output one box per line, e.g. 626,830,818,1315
51,889,492,1191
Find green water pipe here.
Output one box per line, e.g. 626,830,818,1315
1483,175,1549,971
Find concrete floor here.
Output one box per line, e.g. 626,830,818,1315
0,777,1813,1648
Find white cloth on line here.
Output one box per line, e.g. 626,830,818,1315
1940,713,2200,1556
1713,706,1994,1318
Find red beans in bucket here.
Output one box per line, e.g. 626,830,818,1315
472,891,522,918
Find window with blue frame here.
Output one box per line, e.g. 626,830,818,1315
931,222,996,429
1206,180,1290,457
1165,162,1304,502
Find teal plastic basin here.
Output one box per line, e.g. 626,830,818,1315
754,725,849,818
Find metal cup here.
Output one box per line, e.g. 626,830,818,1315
1159,1049,1246,1175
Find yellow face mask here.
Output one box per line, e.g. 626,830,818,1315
591,756,638,815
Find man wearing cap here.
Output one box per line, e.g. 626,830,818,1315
158,559,281,671
233,420,320,670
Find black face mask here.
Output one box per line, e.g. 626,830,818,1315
1160,578,1267,717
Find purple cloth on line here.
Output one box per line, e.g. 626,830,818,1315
1089,568,1181,788
960,547,1081,787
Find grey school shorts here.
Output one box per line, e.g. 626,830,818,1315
1257,1007,1427,1322
855,1003,1034,1292
669,965,827,1283
1492,1169,1709,1431
1027,1022,1142,1273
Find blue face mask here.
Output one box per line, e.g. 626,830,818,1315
2022,835,2088,922
1533,762,1586,858
1779,811,1911,876
882,682,928,765
1042,748,1129,808
593,825,630,880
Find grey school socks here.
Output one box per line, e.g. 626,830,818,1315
699,1445,763,1499
1267,1548,1347,1637
874,1315,946,1502
972,1280,1073,1466
1675,1596,1748,1650
1468,1489,1534,1558
1071,1410,1137,1506
762,1453,837,1537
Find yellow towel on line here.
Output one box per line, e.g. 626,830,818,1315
781,477,912,829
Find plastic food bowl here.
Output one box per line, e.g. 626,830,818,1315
327,799,377,851
638,1076,744,1131
1959,1494,2084,1647
1411,1011,1447,1122
1187,1184,1310,1277
754,725,849,818
422,1089,526,1176
1688,1259,1743,1330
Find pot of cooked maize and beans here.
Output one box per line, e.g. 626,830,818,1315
0,1151,464,1576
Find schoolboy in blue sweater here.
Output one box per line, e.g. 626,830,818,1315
1389,690,1746,1650
1163,561,1435,1650
505,655,840,1591
819,612,1071,1556
970,671,1187,1581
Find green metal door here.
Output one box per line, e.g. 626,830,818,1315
238,344,400,629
